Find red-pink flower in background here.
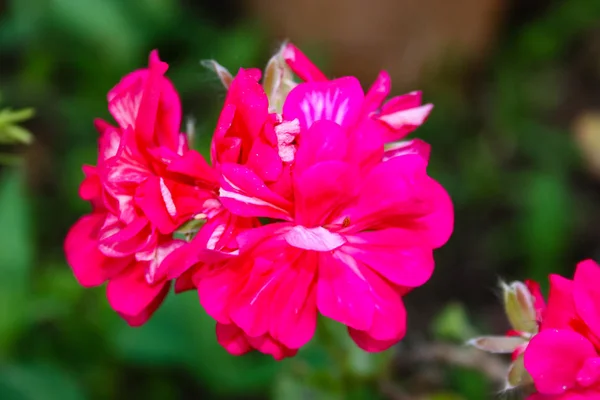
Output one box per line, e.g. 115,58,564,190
523,259,600,399
65,50,215,326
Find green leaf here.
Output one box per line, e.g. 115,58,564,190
112,293,278,396
0,124,34,145
431,303,476,342
0,169,32,354
0,108,35,125
0,363,85,400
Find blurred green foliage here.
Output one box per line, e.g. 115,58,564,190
1,0,600,399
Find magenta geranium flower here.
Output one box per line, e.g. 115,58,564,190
65,51,215,325
65,44,454,360
186,44,453,359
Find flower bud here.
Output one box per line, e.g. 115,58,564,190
502,281,538,334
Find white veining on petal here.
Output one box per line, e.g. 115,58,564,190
284,225,346,251
300,89,350,128
207,224,225,250
160,178,177,217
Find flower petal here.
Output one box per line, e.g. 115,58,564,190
294,119,348,175
294,161,358,227
268,252,318,348
573,259,600,339
317,252,374,331
524,329,596,395
245,137,282,183
64,213,130,287
216,323,252,356
117,281,171,327
107,265,169,320
219,163,293,220
283,77,364,131
541,274,576,331
282,43,328,82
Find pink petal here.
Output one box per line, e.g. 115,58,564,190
413,177,454,248
282,43,328,82
246,333,298,360
97,214,156,257
526,279,547,319
381,91,423,113
524,329,596,395
107,70,146,131
245,137,283,183
216,323,252,356
362,71,391,116
134,176,177,234
348,329,400,352
383,138,431,163
353,266,407,342
174,267,197,293
164,215,241,281
117,280,171,327
345,116,385,172
542,274,576,331
229,256,284,337
316,252,374,331
135,237,185,284
342,241,434,288
283,77,365,131
235,222,291,251
284,226,346,251
573,260,600,339
95,119,122,163
268,252,318,348
107,265,169,319
377,102,433,142
346,154,428,229
577,357,600,388
212,69,269,164
64,213,130,287
294,119,348,175
197,262,240,324
219,163,293,220
293,161,358,227
134,51,173,148
210,103,238,165
79,165,103,208
166,149,218,187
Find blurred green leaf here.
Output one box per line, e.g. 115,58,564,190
0,169,32,354
0,108,34,145
431,303,476,342
48,0,140,66
519,172,572,281
112,293,278,396
0,363,85,400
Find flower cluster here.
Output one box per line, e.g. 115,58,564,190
65,44,453,359
471,260,600,399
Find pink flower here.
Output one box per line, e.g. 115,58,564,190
192,47,453,358
65,51,215,325
523,260,600,398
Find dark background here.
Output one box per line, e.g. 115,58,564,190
1,0,600,398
